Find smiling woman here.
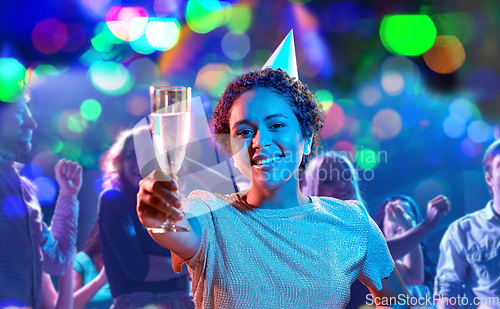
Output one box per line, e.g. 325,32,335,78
136,68,410,308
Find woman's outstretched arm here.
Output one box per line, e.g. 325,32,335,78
136,169,201,259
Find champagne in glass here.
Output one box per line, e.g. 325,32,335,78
148,85,191,233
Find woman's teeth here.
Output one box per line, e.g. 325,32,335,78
256,156,281,165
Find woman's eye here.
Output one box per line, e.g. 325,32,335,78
270,123,285,129
237,129,252,136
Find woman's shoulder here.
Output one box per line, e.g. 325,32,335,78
314,196,369,224
182,190,238,215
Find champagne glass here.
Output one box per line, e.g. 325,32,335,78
148,85,191,233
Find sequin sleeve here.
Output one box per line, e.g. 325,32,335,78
356,205,395,291
171,190,216,273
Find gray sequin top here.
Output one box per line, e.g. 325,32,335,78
172,190,395,309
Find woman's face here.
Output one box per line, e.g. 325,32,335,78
383,199,416,239
229,88,311,191
122,140,141,188
316,160,356,200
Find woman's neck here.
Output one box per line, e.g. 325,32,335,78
244,179,310,210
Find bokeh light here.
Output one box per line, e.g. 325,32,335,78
467,120,492,143
89,61,133,96
432,12,476,45
442,114,466,138
80,99,102,121
381,71,404,96
91,22,123,53
316,89,334,111
460,138,481,158
359,86,381,106
57,110,88,140
67,112,88,134
126,94,149,116
21,162,44,179
466,68,500,102
320,102,345,139
356,148,378,170
381,55,421,95
296,31,329,78
423,35,465,74
128,57,160,88
372,109,402,140
332,141,355,155
0,58,26,102
221,31,251,61
449,98,475,121
105,6,148,41
195,63,234,97
380,15,436,56
130,33,156,55
227,5,252,32
33,177,57,206
145,19,180,51
186,0,229,34
154,0,182,17
414,178,447,205
81,0,112,15
32,19,68,54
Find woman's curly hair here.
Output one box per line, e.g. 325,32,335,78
212,67,324,173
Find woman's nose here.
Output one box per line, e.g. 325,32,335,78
252,129,271,149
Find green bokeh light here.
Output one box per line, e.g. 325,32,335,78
380,15,437,56
89,61,133,96
34,64,59,77
186,0,225,34
80,99,102,121
51,140,64,153
60,143,82,162
67,113,88,133
91,23,123,53
356,148,379,170
227,5,251,32
0,58,27,103
316,89,333,103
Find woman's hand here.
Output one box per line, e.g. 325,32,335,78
385,201,414,232
55,159,82,198
422,195,450,231
137,169,183,229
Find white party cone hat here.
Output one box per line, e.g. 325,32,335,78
261,30,298,79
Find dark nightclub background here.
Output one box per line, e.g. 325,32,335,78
1,0,499,257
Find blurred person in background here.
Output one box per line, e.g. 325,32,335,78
301,151,450,308
72,220,113,309
435,140,500,308
41,250,75,309
0,93,82,308
98,128,192,309
376,195,450,308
